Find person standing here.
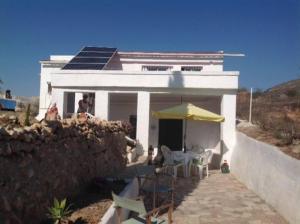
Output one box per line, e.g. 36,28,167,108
87,93,95,114
77,94,89,113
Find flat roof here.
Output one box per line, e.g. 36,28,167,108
40,49,244,63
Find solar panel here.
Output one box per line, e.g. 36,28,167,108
62,46,117,70
69,57,110,64
77,52,114,58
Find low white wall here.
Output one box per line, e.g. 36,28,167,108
231,132,300,224
100,178,139,224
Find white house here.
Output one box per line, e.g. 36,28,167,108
37,47,243,166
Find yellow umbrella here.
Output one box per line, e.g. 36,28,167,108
152,103,225,122
152,103,224,151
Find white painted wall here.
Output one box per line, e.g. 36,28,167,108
37,51,239,160
120,63,223,72
37,67,53,119
51,88,64,118
221,94,237,164
37,62,69,120
110,95,137,121
109,94,222,161
231,132,300,224
95,91,110,120
106,52,224,72
149,98,221,151
51,71,239,90
38,52,239,121
136,92,150,153
74,92,83,113
100,178,139,224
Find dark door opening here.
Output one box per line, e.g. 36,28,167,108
129,115,137,139
158,119,183,151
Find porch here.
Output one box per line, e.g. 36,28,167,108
54,89,236,164
161,171,287,224
111,160,288,224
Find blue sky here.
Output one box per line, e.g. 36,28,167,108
0,0,299,96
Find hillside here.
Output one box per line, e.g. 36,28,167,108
237,79,300,159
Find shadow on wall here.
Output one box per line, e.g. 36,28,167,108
210,140,229,169
168,71,185,88
104,53,123,70
211,140,229,169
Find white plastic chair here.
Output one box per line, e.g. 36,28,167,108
161,145,185,179
189,150,212,179
189,144,205,154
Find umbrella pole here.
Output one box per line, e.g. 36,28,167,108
184,119,187,153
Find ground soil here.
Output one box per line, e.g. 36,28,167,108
41,179,127,224
237,123,300,160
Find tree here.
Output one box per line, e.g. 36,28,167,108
252,88,263,99
238,87,249,92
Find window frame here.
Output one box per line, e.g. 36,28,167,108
181,66,203,72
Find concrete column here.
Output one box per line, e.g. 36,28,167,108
221,94,237,165
51,88,64,118
136,92,150,154
95,91,110,120
74,92,83,113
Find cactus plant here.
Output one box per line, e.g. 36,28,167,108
47,198,72,224
24,104,31,126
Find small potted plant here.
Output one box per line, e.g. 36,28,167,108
221,160,230,173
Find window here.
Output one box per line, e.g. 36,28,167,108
181,66,203,71
47,82,52,94
142,66,173,71
66,92,75,113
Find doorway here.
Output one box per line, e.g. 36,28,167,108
158,119,183,151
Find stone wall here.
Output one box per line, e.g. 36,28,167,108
0,117,128,223
231,132,300,224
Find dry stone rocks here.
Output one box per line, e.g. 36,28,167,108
0,118,128,223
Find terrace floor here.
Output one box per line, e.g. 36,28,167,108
164,170,287,224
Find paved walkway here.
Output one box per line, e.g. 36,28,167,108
166,171,287,224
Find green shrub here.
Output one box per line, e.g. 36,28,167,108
47,198,72,224
286,89,297,97
252,88,263,99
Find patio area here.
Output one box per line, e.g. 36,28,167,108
163,170,287,224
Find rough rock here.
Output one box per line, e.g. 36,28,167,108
292,145,300,154
0,118,128,223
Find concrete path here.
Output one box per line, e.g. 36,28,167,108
167,171,287,224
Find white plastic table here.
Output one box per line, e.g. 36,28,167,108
172,151,199,177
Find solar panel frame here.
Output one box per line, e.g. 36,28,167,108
77,52,115,58
63,63,106,70
82,46,117,52
62,46,117,70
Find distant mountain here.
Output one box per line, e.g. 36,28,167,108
238,78,300,108
265,79,300,94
